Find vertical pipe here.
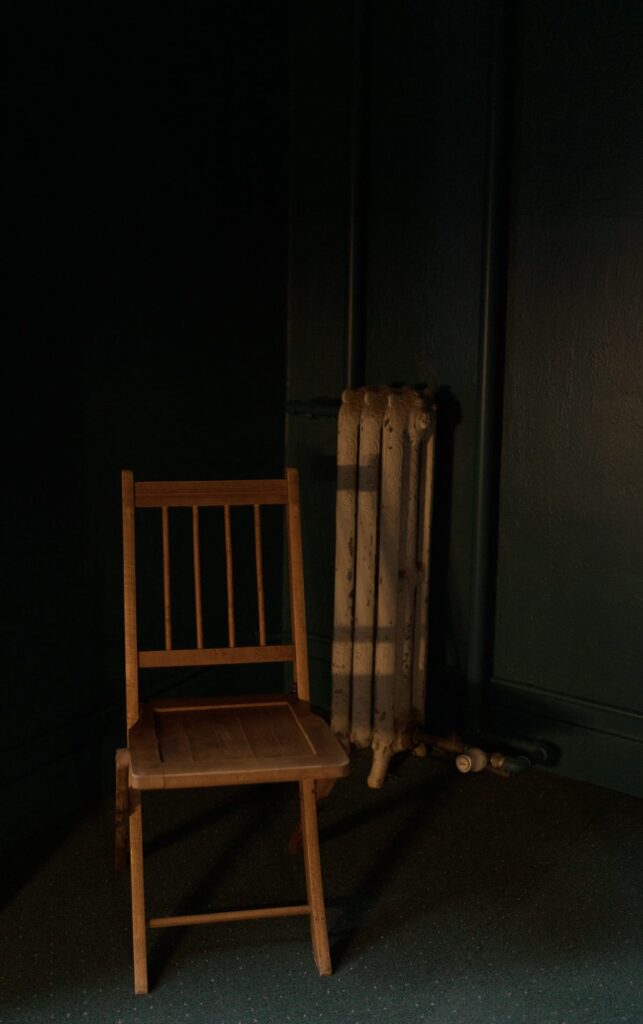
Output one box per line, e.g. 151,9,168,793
345,0,368,390
467,0,514,736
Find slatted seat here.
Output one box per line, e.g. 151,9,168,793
115,468,350,994
128,694,349,789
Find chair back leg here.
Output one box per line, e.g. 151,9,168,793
129,788,149,994
115,749,130,871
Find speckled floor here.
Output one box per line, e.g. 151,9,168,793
2,749,642,1024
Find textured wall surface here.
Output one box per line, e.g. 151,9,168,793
287,0,643,794
286,0,491,718
492,0,643,794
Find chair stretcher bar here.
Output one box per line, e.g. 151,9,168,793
148,904,310,928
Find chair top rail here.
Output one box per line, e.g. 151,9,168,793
134,479,289,508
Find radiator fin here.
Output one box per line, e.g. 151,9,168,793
331,385,436,787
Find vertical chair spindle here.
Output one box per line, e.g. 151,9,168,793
254,504,266,646
192,506,204,649
224,505,235,647
162,506,172,650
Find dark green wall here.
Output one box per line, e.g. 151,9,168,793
490,0,643,794
287,0,492,718
365,0,491,726
3,1,288,875
287,0,643,795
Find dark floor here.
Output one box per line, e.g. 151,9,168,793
1,749,642,1024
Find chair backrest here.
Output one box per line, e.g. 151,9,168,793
121,468,310,729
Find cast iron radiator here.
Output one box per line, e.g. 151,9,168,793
330,386,436,787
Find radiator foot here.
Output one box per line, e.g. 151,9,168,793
367,745,395,788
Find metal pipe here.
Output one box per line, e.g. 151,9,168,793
490,753,531,774
466,0,515,736
412,726,547,779
345,0,368,390
490,746,548,774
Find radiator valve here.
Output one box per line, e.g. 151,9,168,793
455,746,488,773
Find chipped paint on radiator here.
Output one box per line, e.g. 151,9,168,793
331,385,436,787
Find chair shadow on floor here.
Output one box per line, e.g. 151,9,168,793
321,756,456,966
142,784,300,988
135,752,455,987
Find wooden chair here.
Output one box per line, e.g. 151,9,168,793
115,468,350,994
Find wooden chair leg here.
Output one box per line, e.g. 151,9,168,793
115,749,130,870
299,779,332,976
129,787,149,994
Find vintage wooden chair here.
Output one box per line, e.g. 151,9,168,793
114,468,350,993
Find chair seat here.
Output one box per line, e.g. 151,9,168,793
128,693,350,790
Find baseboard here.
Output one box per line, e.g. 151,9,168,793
488,676,643,798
